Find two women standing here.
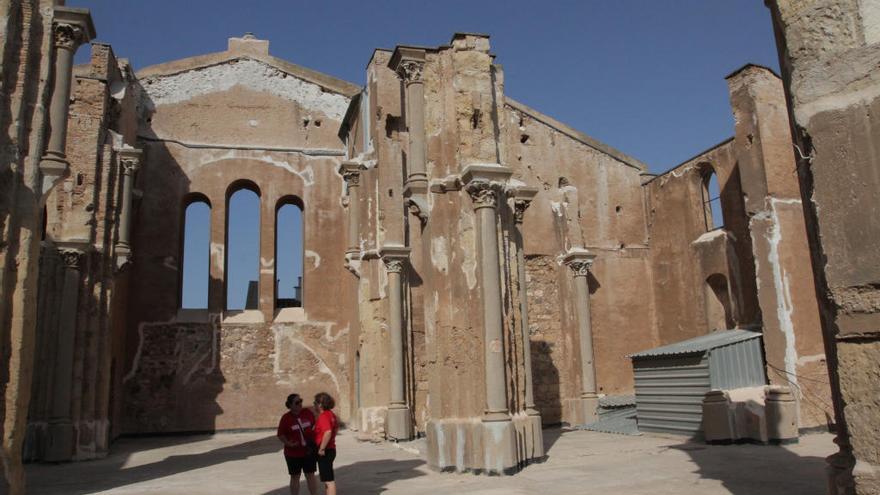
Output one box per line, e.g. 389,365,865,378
277,392,339,495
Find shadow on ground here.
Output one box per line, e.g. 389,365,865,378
671,439,828,495
28,434,279,495
261,458,426,494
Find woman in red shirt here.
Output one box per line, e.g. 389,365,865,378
313,392,339,495
277,393,318,495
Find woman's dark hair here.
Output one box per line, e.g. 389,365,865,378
285,393,299,408
314,392,335,411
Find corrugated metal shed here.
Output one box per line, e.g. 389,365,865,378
628,330,766,437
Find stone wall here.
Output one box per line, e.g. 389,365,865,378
122,36,360,433
0,2,64,492
768,1,880,492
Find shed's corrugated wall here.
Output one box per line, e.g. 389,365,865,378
632,354,710,436
709,338,766,389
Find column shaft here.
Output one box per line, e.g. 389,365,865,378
405,80,427,187
516,228,538,414
388,268,405,405
44,46,75,160
478,202,509,419
573,273,597,397
347,183,360,253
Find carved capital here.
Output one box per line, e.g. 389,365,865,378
59,248,84,270
465,180,498,209
120,157,139,176
380,245,410,274
396,60,425,84
53,22,86,50
383,258,406,274
513,199,533,224
342,170,360,186
565,259,593,277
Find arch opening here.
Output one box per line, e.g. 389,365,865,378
226,185,261,311
275,197,304,309
180,197,211,309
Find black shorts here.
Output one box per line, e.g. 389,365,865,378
317,448,336,482
285,454,317,476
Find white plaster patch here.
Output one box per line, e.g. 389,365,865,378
459,213,477,290
797,353,826,366
692,229,727,244
210,243,224,272
305,250,321,269
141,58,350,120
861,0,880,44
196,149,317,185
431,237,449,273
755,199,799,390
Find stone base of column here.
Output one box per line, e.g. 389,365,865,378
386,404,412,441
355,406,388,441
562,395,599,426
23,421,48,461
44,420,75,462
426,413,544,475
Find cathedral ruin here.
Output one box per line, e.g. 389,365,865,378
1,2,878,494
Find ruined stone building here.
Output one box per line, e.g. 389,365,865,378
1,1,877,494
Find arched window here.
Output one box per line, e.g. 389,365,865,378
226,183,261,311
275,198,304,308
180,197,211,309
701,166,724,230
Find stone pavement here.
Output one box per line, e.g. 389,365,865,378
26,428,834,494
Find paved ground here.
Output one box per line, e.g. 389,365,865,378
26,428,834,494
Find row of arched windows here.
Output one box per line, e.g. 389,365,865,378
179,184,304,311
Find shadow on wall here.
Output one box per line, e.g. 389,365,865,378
261,458,426,495
121,85,226,436
670,439,829,495
531,340,561,425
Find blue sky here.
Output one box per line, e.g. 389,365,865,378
75,1,778,307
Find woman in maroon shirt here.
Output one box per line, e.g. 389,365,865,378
277,393,318,495
313,392,339,495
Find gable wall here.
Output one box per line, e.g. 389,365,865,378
124,52,358,433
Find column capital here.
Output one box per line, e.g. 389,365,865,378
563,249,596,277
389,46,427,85
465,180,499,209
58,247,85,270
380,245,410,273
511,186,539,224
339,160,365,187
52,7,96,51
461,164,513,210
116,146,142,175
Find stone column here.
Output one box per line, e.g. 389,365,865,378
513,188,539,416
340,161,365,257
114,147,141,269
465,179,511,422
380,245,412,440
45,246,86,461
389,48,428,195
40,8,95,196
563,249,599,425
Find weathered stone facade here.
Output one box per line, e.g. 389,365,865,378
767,1,880,493
0,2,875,493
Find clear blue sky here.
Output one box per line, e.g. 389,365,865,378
76,1,779,307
